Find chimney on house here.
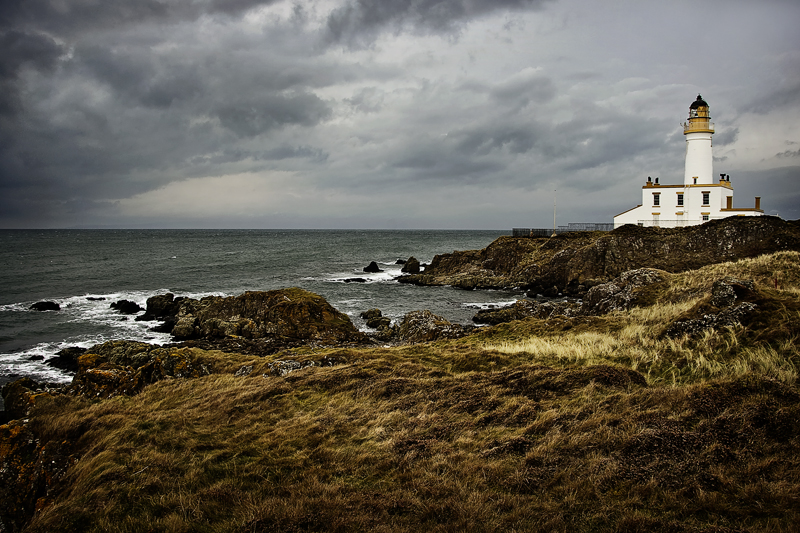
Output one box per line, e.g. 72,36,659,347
755,197,761,210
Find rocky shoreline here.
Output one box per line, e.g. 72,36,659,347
2,217,800,532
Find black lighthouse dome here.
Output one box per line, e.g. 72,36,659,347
690,94,708,109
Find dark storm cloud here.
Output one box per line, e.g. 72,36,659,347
0,0,283,36
325,0,553,46
0,30,63,116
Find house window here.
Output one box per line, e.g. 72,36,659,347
677,194,684,206
702,214,709,221
653,193,660,206
702,192,710,205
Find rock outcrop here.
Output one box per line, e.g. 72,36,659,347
473,299,577,325
67,341,212,399
110,299,143,314
29,301,60,311
401,257,421,274
664,278,759,338
400,217,800,293
167,288,367,347
363,261,383,273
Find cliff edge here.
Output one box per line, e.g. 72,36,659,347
400,216,800,295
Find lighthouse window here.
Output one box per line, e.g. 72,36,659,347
702,192,710,205
653,193,660,206
677,194,684,206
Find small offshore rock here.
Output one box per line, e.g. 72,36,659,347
360,309,383,320
30,301,60,311
363,261,383,273
343,278,367,283
110,299,144,314
401,256,421,274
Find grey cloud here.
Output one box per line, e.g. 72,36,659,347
490,71,556,108
714,127,739,147
215,92,332,137
325,0,553,46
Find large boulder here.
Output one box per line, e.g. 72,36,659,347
169,288,368,348
29,301,60,311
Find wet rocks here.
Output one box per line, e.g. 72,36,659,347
363,261,383,273
135,292,185,322
110,299,143,314
29,301,60,311
360,308,392,329
401,256,421,274
45,347,85,373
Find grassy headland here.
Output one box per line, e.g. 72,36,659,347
2,249,797,532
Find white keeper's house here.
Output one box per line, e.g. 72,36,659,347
614,95,764,228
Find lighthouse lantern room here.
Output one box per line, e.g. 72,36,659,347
613,95,764,228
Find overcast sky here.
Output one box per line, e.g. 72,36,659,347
1,0,798,229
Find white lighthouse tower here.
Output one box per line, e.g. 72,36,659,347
613,94,764,228
683,95,714,185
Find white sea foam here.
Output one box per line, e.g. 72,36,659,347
1,289,228,383
461,299,518,310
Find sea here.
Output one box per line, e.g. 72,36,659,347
0,229,521,397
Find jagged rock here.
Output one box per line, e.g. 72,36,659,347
135,293,185,322
29,301,60,311
473,299,578,325
396,310,469,343
579,268,666,315
664,303,757,338
67,341,211,399
710,278,756,308
45,347,85,373
363,261,383,273
401,257,421,274
110,299,143,314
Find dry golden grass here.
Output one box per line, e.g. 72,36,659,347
12,251,800,532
